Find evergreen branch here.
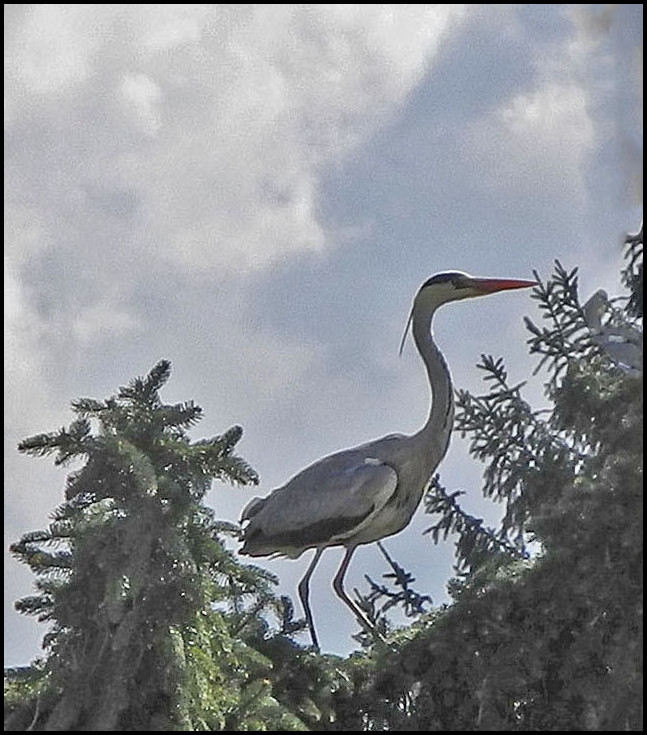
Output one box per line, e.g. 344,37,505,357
18,419,94,466
14,595,55,620
361,542,433,617
454,352,589,535
158,401,203,429
143,359,173,394
117,360,172,406
523,261,610,386
621,221,643,318
423,476,527,572
9,542,74,574
70,397,107,417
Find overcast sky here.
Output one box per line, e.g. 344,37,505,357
5,4,643,665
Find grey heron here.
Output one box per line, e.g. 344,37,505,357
583,289,643,375
240,272,535,648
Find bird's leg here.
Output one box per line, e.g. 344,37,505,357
333,546,384,644
298,547,325,650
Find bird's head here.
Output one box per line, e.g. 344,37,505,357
400,271,536,354
417,271,536,305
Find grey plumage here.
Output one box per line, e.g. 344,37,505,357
240,271,535,648
583,289,642,375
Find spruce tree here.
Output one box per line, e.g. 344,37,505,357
336,229,642,730
4,361,306,731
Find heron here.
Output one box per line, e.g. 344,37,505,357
240,271,535,648
583,289,642,375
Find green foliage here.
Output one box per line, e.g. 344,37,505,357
4,361,308,731
351,543,432,650
622,222,643,318
333,238,642,730
424,475,529,573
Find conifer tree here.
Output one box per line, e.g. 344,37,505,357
339,228,642,730
4,361,307,731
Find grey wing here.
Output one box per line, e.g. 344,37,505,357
240,457,398,558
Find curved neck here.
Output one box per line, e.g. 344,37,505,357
411,305,454,449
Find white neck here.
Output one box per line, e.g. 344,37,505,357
410,303,454,462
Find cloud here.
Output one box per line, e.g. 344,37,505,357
4,1,472,538
566,4,643,205
4,263,47,425
5,5,100,98
119,73,163,137
4,2,473,473
72,299,142,344
5,5,469,277
463,46,595,203
4,208,57,443
495,82,593,195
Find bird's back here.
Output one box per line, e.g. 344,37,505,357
240,431,438,559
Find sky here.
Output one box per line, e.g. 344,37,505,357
4,4,643,665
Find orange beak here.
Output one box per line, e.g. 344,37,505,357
469,277,537,294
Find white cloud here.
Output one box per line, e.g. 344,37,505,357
3,6,474,480
6,5,98,96
3,1,471,548
4,261,43,397
119,73,163,137
72,299,142,344
502,83,590,138
566,4,643,204
464,45,595,202
4,258,61,452
3,205,50,427
5,5,469,274
136,4,211,52
499,82,594,186
2,3,473,477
